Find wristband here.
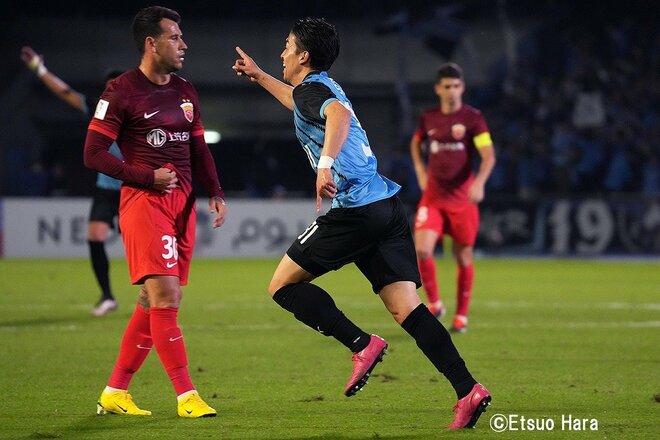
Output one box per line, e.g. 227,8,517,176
28,55,47,77
317,155,334,169
36,64,48,77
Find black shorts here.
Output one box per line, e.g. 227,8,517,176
89,188,120,227
287,196,421,293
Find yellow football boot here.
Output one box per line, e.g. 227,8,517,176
177,392,217,418
97,390,152,416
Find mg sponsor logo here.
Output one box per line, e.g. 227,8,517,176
429,140,465,153
147,129,167,147
168,132,190,142
146,129,190,147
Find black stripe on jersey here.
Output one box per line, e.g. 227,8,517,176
296,126,349,183
293,97,349,184
294,106,326,133
297,123,324,150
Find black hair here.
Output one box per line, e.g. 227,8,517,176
436,62,464,82
290,17,340,71
131,6,181,55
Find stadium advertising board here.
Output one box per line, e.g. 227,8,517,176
1,197,658,258
1,198,321,258
477,196,660,256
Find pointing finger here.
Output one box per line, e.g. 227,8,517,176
235,46,248,58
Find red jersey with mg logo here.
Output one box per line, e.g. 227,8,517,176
88,68,205,195
413,104,490,205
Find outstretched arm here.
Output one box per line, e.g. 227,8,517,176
232,46,294,111
20,46,85,112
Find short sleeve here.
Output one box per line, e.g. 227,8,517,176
293,81,337,124
413,113,427,142
472,112,492,148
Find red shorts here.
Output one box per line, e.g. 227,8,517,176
119,186,196,285
414,198,479,246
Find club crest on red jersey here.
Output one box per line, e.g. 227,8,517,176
451,124,466,140
180,99,194,123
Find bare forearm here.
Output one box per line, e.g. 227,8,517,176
255,72,294,110
410,138,426,175
233,46,293,110
40,72,85,111
322,103,351,158
474,146,496,185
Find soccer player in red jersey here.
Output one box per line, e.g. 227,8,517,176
410,63,496,333
83,6,226,417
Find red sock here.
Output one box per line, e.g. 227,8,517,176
108,305,152,390
418,256,440,304
456,264,474,317
150,307,194,395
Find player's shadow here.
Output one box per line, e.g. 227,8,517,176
21,415,157,440
271,435,426,440
0,314,91,329
27,416,441,440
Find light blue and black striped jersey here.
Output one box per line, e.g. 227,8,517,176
83,96,123,191
292,71,400,208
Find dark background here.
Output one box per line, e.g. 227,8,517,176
2,0,658,201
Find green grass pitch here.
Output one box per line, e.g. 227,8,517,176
0,257,658,439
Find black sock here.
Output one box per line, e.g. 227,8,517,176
272,283,370,352
401,304,477,398
88,240,114,301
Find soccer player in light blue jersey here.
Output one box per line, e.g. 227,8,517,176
21,46,124,317
233,17,491,429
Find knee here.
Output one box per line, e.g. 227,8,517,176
455,247,474,266
148,286,182,308
137,287,150,310
87,222,109,242
457,257,472,267
267,277,285,297
380,282,421,324
388,301,420,324
268,270,307,297
88,232,106,242
416,248,433,261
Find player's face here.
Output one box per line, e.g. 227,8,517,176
280,33,303,85
435,77,464,106
153,19,188,73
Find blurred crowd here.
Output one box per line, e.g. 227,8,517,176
244,12,660,202
3,8,658,199
478,16,659,198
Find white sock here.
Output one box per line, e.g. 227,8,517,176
104,386,125,394
431,300,445,309
177,390,197,402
